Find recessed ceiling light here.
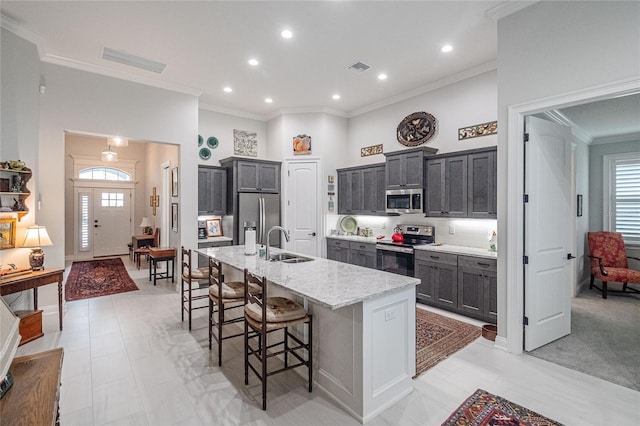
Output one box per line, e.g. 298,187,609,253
248,58,259,66
377,73,388,81
332,94,341,100
281,29,293,39
441,44,453,53
223,86,232,93
265,98,273,103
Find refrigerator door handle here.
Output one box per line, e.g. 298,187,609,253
259,197,265,244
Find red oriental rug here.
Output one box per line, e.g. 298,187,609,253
65,258,138,301
415,308,481,378
442,389,562,426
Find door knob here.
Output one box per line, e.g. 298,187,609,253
567,253,576,259
308,232,316,236
94,224,100,228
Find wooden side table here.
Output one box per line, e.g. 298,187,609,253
148,247,176,285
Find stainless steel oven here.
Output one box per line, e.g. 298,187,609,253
376,225,435,276
385,189,423,214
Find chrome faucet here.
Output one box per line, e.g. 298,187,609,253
265,226,290,260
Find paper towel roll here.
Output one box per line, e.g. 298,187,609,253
244,229,256,255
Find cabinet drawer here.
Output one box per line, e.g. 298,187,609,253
327,238,350,248
458,255,496,271
415,250,457,266
349,241,376,253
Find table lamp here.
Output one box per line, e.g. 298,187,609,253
21,225,53,271
139,216,152,235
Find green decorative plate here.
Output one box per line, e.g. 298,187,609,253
198,135,203,146
340,216,358,234
207,136,219,149
199,147,211,160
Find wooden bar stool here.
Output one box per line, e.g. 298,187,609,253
243,269,313,410
181,247,210,330
148,247,176,285
208,258,260,366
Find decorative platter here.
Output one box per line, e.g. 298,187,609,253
340,216,358,234
396,111,437,147
198,135,203,146
199,147,211,160
207,136,219,149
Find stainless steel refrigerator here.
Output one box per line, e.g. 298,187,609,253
237,193,281,247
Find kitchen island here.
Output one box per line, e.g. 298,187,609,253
197,245,420,423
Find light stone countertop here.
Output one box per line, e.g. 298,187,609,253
326,235,379,243
196,245,419,310
198,236,233,243
414,244,498,259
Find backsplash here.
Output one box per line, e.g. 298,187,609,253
328,214,498,251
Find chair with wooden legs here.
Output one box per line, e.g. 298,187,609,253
180,247,209,330
134,228,160,270
243,269,312,410
208,257,259,366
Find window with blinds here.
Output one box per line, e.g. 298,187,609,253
79,193,90,251
614,158,640,244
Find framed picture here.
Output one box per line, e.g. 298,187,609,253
577,194,583,217
206,218,222,237
0,217,17,249
171,203,178,232
171,167,179,197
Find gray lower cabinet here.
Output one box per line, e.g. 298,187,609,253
198,166,227,215
337,164,385,215
326,239,376,269
348,241,377,269
415,250,497,323
197,240,233,267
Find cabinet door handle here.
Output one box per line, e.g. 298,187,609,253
430,255,440,260
477,262,491,267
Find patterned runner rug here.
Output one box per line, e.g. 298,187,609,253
65,258,139,301
415,308,481,378
443,388,562,425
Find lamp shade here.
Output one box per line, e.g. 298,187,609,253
21,225,53,248
139,217,152,228
101,146,118,162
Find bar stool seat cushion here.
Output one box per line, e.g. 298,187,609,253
209,281,260,299
183,267,209,281
245,297,307,324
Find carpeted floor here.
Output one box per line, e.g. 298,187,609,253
442,388,562,426
530,287,640,391
415,308,481,378
65,257,139,301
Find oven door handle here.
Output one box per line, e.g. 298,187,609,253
376,245,414,254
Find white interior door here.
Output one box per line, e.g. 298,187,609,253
93,188,132,257
286,161,319,257
524,116,573,351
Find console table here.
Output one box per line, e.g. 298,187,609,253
0,348,64,425
0,268,65,330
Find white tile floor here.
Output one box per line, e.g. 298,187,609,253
15,257,640,425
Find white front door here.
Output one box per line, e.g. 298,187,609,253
524,116,573,351
286,161,319,257
93,188,132,257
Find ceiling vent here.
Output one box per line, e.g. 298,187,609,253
347,61,370,73
102,47,166,74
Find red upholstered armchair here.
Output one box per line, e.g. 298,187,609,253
587,232,640,299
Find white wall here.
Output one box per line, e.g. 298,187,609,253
347,70,497,166
198,108,267,165
497,1,640,346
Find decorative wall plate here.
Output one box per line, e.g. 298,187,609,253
198,135,203,146
199,147,211,160
207,136,219,149
396,111,437,147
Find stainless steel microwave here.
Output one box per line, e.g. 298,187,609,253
385,188,423,214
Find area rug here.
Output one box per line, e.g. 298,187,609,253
415,308,481,378
65,258,138,301
442,388,562,426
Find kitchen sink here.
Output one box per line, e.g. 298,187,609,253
269,253,313,263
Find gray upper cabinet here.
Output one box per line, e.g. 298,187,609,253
425,147,495,218
385,150,425,189
468,150,497,219
198,166,227,215
236,160,280,193
337,163,385,215
425,155,467,217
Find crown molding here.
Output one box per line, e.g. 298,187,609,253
199,103,267,122
266,106,349,121
486,1,539,21
1,13,46,58
542,110,593,144
591,132,640,145
348,60,497,118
